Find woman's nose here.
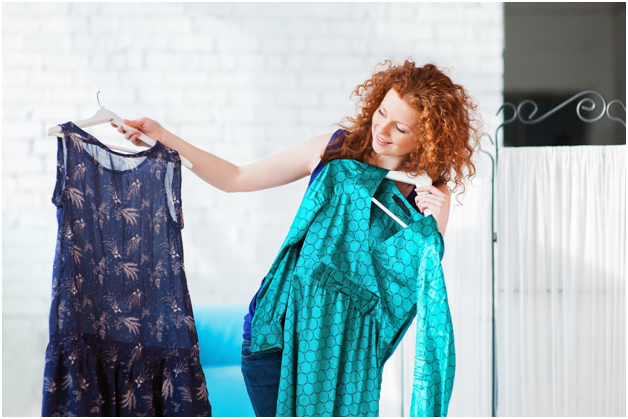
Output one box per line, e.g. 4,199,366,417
378,121,392,136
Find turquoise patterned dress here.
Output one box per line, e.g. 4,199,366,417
251,159,455,416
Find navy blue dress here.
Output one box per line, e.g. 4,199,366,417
42,122,211,416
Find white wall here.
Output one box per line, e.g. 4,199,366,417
2,2,503,416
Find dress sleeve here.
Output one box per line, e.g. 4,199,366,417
250,194,325,353
410,219,455,417
250,162,338,353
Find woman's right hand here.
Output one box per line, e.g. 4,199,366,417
110,117,165,147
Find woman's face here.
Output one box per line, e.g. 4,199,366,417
371,88,419,168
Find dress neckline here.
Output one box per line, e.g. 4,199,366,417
332,158,417,202
63,121,163,158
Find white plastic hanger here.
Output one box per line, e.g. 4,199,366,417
376,171,433,228
47,92,193,169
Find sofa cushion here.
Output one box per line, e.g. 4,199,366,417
195,304,247,367
204,366,255,417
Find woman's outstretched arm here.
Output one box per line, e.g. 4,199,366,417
114,117,332,193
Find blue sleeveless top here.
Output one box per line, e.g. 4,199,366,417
242,130,419,340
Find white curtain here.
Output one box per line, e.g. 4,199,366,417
380,151,495,417
495,145,626,416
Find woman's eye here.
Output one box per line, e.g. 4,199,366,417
396,125,405,133
378,108,385,116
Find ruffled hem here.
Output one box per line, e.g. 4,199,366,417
42,333,211,417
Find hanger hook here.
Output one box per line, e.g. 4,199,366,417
96,91,105,109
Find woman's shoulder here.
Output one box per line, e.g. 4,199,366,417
322,129,348,155
330,128,349,143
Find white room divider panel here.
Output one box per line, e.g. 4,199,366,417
495,145,626,416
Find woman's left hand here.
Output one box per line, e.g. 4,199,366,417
415,184,451,236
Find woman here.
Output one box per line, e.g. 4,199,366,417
115,60,480,416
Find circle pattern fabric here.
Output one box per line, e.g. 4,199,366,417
251,159,455,417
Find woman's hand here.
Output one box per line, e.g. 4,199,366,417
415,184,451,236
110,117,165,147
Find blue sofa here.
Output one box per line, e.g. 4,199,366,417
195,304,255,417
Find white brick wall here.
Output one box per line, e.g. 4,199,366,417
2,2,503,416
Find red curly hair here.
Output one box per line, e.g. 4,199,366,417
322,60,482,195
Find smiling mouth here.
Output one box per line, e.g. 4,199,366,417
376,135,392,145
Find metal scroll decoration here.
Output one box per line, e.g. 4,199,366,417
606,100,627,127
516,90,608,125
480,90,625,417
484,90,626,161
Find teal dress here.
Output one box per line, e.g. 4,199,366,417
251,159,455,417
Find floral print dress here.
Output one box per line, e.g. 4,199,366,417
42,122,211,416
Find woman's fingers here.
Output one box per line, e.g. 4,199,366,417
415,185,444,196
418,196,445,209
414,184,450,236
416,185,451,209
124,118,145,128
126,130,140,141
120,125,141,141
110,121,144,144
416,191,445,204
109,119,157,148
415,193,445,213
418,193,445,203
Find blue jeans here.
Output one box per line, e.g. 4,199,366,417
240,339,282,417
